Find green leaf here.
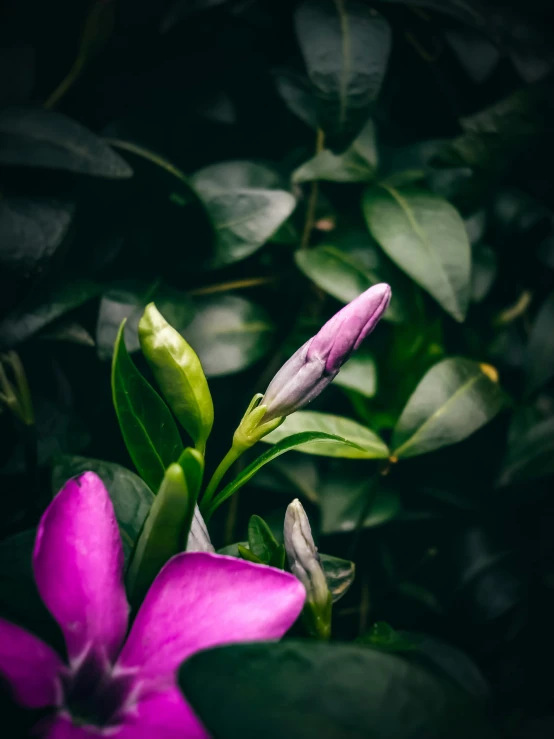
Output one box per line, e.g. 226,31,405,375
294,244,404,323
497,418,554,487
392,358,505,458
363,186,471,321
0,197,75,312
263,411,389,459
191,161,296,267
205,432,366,516
332,349,376,398
179,641,495,739
96,281,194,360
358,621,417,651
272,67,318,129
247,515,286,568
111,321,183,491
237,544,264,564
319,554,355,603
525,291,554,394
183,295,275,377
295,1,392,148
318,474,401,535
0,275,101,350
0,107,132,177
51,455,154,563
293,120,377,183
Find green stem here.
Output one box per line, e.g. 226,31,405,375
200,445,245,517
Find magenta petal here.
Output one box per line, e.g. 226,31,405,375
33,472,129,664
43,715,110,738
118,687,209,739
118,552,305,688
0,617,62,709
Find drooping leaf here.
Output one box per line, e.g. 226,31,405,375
179,641,495,739
363,186,471,322
525,292,554,395
182,295,275,377
96,281,194,360
111,321,183,492
0,107,132,177
191,161,296,267
263,411,389,460
293,120,377,183
392,358,505,458
204,432,366,517
294,0,392,148
497,418,554,487
319,554,355,603
332,349,376,398
0,275,101,350
51,455,154,563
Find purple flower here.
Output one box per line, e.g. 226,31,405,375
262,283,391,421
0,472,305,737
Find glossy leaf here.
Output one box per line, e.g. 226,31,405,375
191,161,296,267
263,411,389,460
497,418,554,487
0,275,101,351
363,186,471,322
293,120,377,183
392,358,505,458
183,295,275,377
525,291,554,394
111,321,183,492
51,455,154,563
332,349,376,398
0,107,132,177
295,0,392,148
319,554,355,603
179,641,495,739
272,67,318,129
204,432,365,516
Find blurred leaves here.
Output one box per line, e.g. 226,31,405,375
392,359,506,458
525,292,554,395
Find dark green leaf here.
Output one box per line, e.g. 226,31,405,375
191,161,296,267
0,107,132,177
525,292,554,394
358,621,416,651
497,417,554,486
295,1,392,148
179,641,495,739
205,432,366,516
332,349,376,398
319,553,355,603
0,275,101,350
471,244,497,303
263,411,389,459
392,358,505,458
363,186,471,322
272,67,318,129
111,321,183,492
183,295,275,377
247,515,286,568
51,455,154,563
293,120,377,183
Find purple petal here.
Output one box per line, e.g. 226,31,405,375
308,283,391,374
118,552,305,690
42,715,112,738
0,617,62,708
33,472,129,665
119,687,209,739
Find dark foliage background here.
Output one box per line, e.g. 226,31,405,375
1,0,554,736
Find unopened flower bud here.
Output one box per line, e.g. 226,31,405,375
284,498,331,639
262,283,391,421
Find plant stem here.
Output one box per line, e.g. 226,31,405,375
300,127,325,249
188,276,275,297
200,444,244,516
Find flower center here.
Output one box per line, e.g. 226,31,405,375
61,649,137,729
